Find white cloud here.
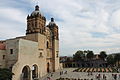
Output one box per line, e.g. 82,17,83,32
0,7,26,23
0,0,120,56
110,9,120,30
40,0,120,56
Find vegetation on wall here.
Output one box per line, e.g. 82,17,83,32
0,68,14,80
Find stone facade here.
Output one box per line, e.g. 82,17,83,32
0,5,60,80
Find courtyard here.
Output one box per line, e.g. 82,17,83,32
73,67,118,73
40,68,120,80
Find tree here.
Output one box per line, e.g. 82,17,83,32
114,54,120,67
100,51,107,60
86,50,94,60
107,55,115,67
73,50,85,61
0,68,14,80
83,50,88,55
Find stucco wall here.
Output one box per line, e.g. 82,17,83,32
0,32,60,80
26,33,38,42
37,33,48,75
6,39,19,68
0,50,6,68
54,40,60,70
12,39,38,80
12,38,48,80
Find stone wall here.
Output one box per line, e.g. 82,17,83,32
12,38,49,80
6,39,19,68
0,50,6,68
54,40,60,70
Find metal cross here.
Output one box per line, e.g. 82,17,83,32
33,0,39,5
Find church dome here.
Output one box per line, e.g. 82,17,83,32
49,18,56,26
31,11,40,16
31,5,42,16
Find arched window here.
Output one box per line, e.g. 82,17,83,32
39,52,43,57
32,64,38,79
22,66,30,80
56,53,58,57
47,41,49,48
47,63,50,73
56,51,59,57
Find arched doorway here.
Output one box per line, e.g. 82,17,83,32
47,63,50,73
32,64,38,79
22,66,30,80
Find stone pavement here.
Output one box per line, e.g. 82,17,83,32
39,68,120,80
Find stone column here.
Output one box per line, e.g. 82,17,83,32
30,70,32,80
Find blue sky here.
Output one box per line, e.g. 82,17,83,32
0,0,120,56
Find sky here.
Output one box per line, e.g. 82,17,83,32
0,0,120,56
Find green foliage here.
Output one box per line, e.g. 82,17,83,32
100,51,107,60
114,54,120,62
0,68,14,80
107,54,120,67
114,54,120,67
73,50,85,61
86,50,94,59
73,50,95,61
107,55,115,66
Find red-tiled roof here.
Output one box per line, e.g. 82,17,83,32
0,43,6,50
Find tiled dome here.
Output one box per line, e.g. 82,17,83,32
31,5,42,16
48,18,56,26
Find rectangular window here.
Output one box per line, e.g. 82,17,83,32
39,52,43,58
40,52,42,57
56,51,59,57
3,55,5,59
57,53,59,57
10,49,13,54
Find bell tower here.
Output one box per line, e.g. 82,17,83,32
47,18,59,71
26,5,46,35
48,18,59,40
25,5,60,73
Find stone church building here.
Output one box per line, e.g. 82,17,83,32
0,5,60,80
